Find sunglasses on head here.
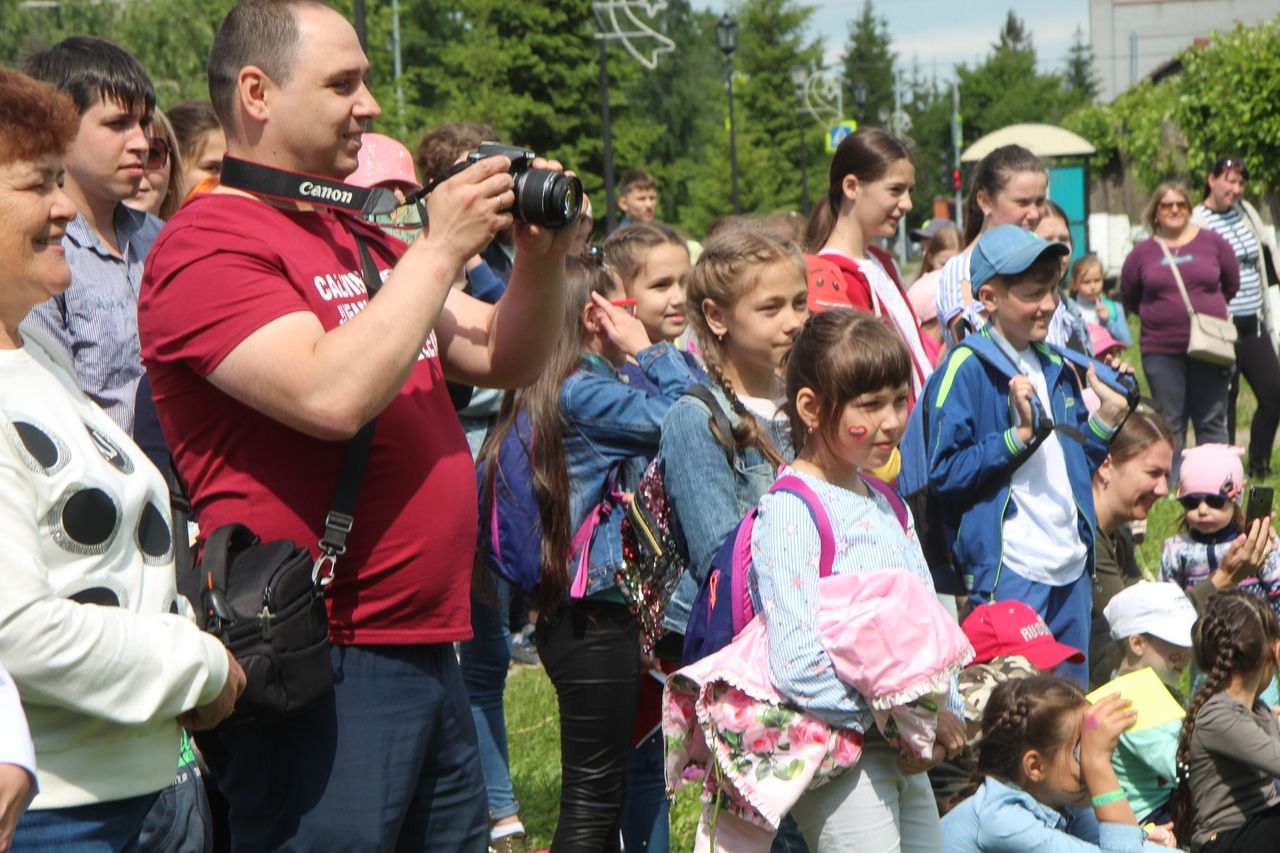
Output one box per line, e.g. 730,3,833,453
1178,493,1230,511
1158,200,1189,212
146,137,171,171
1212,156,1247,177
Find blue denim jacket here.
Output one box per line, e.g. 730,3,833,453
660,385,791,633
561,343,700,597
942,777,1165,853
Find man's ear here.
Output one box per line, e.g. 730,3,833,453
702,297,728,339
238,65,273,125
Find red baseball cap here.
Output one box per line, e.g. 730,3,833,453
962,601,1085,670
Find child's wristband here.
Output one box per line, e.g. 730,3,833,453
1091,789,1127,808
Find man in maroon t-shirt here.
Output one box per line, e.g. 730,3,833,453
137,2,572,849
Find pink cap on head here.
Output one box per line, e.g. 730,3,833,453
1087,322,1126,357
347,133,422,193
1178,443,1245,498
908,270,941,323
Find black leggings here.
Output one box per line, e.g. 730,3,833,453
1203,802,1280,852
535,600,641,853
1228,314,1280,474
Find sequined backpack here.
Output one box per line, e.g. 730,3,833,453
618,385,733,654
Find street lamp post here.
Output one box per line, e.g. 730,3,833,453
789,65,810,215
716,13,740,215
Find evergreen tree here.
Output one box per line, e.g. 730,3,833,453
1063,26,1099,103
958,13,1067,143
840,0,895,127
996,10,1033,53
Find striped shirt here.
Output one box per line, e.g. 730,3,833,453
1196,203,1264,317
21,206,162,435
936,249,986,346
749,467,960,730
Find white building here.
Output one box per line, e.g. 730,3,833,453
1089,0,1278,102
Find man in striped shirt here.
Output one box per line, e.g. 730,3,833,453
1194,155,1280,478
21,38,162,437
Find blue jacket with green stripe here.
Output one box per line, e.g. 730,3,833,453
901,326,1114,596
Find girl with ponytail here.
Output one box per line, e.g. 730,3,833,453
943,675,1171,851
803,127,937,405
935,145,1048,346
660,227,807,641
1171,591,1280,852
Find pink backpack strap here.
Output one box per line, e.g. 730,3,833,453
568,465,626,599
730,474,837,634
862,474,908,533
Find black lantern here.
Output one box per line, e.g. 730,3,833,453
715,13,738,58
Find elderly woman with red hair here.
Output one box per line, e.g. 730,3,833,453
0,66,244,851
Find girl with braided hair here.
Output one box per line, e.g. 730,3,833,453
943,675,1171,851
659,227,808,642
1172,591,1280,852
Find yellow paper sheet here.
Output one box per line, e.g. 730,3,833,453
1086,667,1185,731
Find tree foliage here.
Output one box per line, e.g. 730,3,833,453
840,0,895,127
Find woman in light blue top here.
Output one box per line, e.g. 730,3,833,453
943,675,1172,852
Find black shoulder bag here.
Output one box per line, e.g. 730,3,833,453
180,229,385,722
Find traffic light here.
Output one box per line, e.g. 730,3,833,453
952,167,962,191
939,152,949,192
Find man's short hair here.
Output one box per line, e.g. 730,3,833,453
0,68,80,165
207,0,330,131
21,36,155,118
619,169,656,195
415,122,500,185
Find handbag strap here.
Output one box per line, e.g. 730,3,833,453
1155,237,1198,319
312,227,385,585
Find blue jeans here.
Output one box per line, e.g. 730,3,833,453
197,643,487,852
1141,352,1231,480
460,579,519,821
15,793,158,853
974,569,1093,687
621,730,668,852
138,755,212,853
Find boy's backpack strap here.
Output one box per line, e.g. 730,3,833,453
683,383,736,467
862,474,908,533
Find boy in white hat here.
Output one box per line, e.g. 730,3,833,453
1100,581,1198,825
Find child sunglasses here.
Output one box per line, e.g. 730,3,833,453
1178,493,1231,511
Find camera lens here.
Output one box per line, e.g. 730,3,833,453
512,169,583,229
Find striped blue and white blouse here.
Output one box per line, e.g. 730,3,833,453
1195,203,1263,318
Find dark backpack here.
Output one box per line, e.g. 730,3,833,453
681,473,907,664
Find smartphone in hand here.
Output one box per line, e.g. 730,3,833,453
1245,485,1275,530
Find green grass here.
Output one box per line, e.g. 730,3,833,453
505,314,1280,849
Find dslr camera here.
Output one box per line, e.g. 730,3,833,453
467,142,583,229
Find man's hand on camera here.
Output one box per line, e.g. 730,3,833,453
513,157,579,260
420,154,516,266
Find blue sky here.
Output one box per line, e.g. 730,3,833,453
704,0,1092,79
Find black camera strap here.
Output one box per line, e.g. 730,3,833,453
219,155,401,217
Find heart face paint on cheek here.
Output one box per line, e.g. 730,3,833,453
847,425,869,439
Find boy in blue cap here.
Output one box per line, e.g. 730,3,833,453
919,224,1132,686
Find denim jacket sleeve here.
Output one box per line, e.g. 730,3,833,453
561,343,698,457
977,800,1160,853
660,397,744,585
751,490,868,728
927,363,1023,499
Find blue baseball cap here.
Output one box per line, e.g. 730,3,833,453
970,224,1070,295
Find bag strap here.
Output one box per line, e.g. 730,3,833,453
728,474,836,635
1155,237,1197,319
683,383,736,467
862,474,908,533
311,228,384,586
567,463,626,599
200,523,260,607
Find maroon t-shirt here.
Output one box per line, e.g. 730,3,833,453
1119,230,1240,356
139,194,475,645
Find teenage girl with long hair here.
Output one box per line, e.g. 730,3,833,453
942,675,1169,851
476,254,700,853
935,145,1048,346
803,128,935,404
1172,591,1280,852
